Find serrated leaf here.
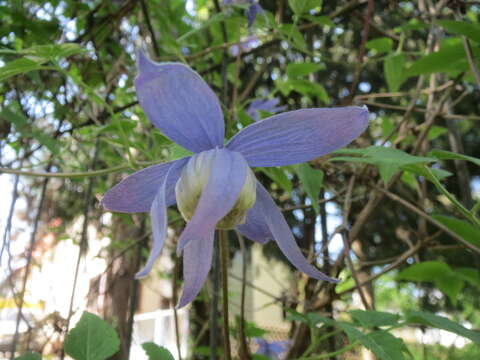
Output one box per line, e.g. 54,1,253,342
15,353,42,360
406,311,480,344
0,58,48,81
294,163,323,214
437,20,480,43
141,342,175,360
349,310,400,328
286,62,324,78
384,54,405,92
431,215,480,248
64,312,120,360
366,37,393,54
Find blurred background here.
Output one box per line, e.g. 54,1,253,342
1,0,480,359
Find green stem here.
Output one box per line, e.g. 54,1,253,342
425,166,480,227
300,341,359,360
219,230,232,360
0,160,163,178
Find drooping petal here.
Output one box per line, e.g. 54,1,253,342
102,157,189,213
134,161,189,278
227,107,369,167
136,52,224,153
176,230,215,308
177,149,248,252
236,185,273,244
256,182,339,282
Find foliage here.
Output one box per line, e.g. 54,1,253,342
2,0,480,359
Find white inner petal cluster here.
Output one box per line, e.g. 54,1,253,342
175,150,257,229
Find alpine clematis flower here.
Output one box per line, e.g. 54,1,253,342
254,338,291,359
246,98,287,122
102,52,369,308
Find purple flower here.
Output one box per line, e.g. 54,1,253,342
246,98,287,121
224,0,263,27
102,52,369,308
229,35,260,56
255,338,291,359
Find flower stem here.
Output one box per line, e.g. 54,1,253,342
236,230,251,359
210,235,220,360
219,230,232,360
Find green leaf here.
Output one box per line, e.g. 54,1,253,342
64,312,120,360
331,146,435,183
406,39,474,77
288,0,322,16
261,167,292,192
402,163,452,181
384,54,406,92
279,24,308,52
427,126,448,140
366,37,394,54
286,62,324,78
306,313,337,326
15,353,42,360
431,215,480,248
406,311,480,344
349,310,400,328
397,261,464,304
23,43,87,61
0,107,28,127
437,20,480,43
141,342,175,360
428,149,480,167
0,57,48,81
455,267,480,288
304,15,334,27
340,324,406,360
168,143,194,161
252,355,271,360
294,163,323,214
280,79,329,103
397,261,452,282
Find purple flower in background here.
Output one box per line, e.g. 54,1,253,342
255,338,291,359
229,35,260,56
246,98,287,121
102,52,369,308
224,0,263,27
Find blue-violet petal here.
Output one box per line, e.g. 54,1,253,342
102,157,189,213
136,52,225,153
227,107,369,167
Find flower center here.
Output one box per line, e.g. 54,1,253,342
175,150,256,229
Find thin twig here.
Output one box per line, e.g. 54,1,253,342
60,139,100,360
210,234,220,360
10,162,52,358
235,230,251,359
219,230,232,360
374,186,480,255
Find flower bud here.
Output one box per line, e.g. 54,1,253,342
175,150,256,229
